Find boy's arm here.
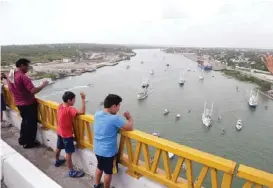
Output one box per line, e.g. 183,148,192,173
116,112,133,131
121,117,133,131
77,92,86,115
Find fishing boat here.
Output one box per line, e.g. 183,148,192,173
179,72,185,85
141,61,144,64
182,163,186,172
198,59,212,70
235,120,242,131
221,128,225,135
126,65,130,69
150,69,154,75
152,132,160,137
137,87,148,100
199,69,204,80
163,109,169,115
248,89,258,108
202,101,213,127
141,80,149,88
176,114,181,119
168,152,174,159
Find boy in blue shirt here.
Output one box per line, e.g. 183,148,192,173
94,94,133,188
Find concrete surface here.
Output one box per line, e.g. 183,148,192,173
1,126,93,188
2,108,166,188
1,139,62,188
1,182,8,188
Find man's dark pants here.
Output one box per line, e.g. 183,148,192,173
17,102,38,146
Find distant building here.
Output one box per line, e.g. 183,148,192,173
62,58,70,63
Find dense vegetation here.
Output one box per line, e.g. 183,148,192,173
164,47,273,72
1,43,134,65
223,70,272,91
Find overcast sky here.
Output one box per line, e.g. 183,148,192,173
1,0,273,48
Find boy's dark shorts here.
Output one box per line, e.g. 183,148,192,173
96,154,119,175
57,135,75,153
1,94,6,111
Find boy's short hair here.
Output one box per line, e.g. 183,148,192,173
104,94,122,108
15,58,30,68
62,91,76,102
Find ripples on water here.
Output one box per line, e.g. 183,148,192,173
38,49,273,187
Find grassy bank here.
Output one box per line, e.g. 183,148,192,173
222,69,272,91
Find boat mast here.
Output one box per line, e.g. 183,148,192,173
210,102,214,116
203,101,206,114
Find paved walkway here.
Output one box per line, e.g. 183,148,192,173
1,182,8,188
1,126,93,188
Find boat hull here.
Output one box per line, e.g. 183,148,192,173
248,103,257,108
137,94,148,100
198,64,212,70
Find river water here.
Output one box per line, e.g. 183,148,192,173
38,49,273,187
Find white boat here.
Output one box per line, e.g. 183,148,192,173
152,132,160,137
141,80,149,88
199,69,204,80
176,114,181,119
168,152,174,159
179,72,185,85
179,79,185,85
137,87,148,100
150,69,154,75
202,101,213,127
163,109,169,115
182,163,186,172
248,89,258,108
235,119,243,130
187,67,191,72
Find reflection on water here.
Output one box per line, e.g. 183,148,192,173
38,49,273,187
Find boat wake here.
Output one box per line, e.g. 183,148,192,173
41,85,89,98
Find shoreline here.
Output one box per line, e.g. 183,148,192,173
163,50,272,92
30,51,136,81
221,69,272,92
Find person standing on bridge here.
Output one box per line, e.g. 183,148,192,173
94,94,134,188
55,91,86,178
7,58,48,148
1,72,12,128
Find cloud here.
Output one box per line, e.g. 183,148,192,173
1,0,273,48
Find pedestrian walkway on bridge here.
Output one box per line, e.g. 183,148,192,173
1,126,93,188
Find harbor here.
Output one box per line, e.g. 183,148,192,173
37,49,273,187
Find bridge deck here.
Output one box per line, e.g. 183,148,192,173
1,126,93,188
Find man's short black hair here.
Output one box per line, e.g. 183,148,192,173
15,58,30,68
104,94,122,108
62,91,76,102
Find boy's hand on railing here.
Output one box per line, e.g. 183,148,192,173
80,92,86,100
123,111,132,120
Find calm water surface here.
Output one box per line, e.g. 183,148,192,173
38,49,273,186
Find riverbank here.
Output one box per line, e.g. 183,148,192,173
222,69,272,91
28,51,136,81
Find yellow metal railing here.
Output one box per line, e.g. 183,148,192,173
3,87,273,188
237,165,273,188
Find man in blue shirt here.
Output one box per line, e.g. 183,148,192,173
94,94,133,188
